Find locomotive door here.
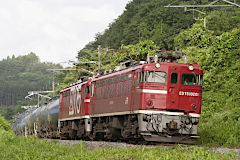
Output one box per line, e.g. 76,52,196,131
131,70,141,111
81,85,86,115
167,67,180,109
90,82,96,115
84,82,92,116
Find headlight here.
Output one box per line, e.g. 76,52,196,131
189,65,194,71
155,63,161,68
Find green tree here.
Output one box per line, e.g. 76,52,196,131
0,53,61,106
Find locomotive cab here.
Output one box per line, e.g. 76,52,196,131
167,62,203,114
138,62,203,113
139,63,169,110
137,52,203,143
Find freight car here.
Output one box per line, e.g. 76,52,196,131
15,51,203,143
15,97,59,138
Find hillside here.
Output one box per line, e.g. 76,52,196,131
79,0,194,54
78,0,240,55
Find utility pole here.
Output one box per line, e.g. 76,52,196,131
52,76,55,97
160,19,163,33
25,91,53,107
185,8,207,27
37,94,40,107
98,45,102,74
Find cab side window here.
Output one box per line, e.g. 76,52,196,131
137,72,141,87
91,84,94,97
171,73,178,84
85,86,90,94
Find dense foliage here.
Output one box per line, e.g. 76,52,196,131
0,53,61,106
78,0,196,55
78,0,240,55
0,105,26,122
78,40,160,72
0,114,12,132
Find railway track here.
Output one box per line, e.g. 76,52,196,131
49,139,240,157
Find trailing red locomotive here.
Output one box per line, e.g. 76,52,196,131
58,51,203,143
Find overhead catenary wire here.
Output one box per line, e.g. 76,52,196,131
165,0,240,28
165,0,240,8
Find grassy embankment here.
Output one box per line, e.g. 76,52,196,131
0,115,238,160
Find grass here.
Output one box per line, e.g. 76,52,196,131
0,130,238,160
0,114,239,160
196,91,240,148
197,109,240,148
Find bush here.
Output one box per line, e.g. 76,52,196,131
0,114,12,132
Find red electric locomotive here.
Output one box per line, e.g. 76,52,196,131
59,51,203,143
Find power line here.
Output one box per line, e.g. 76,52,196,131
165,0,240,8
25,91,53,107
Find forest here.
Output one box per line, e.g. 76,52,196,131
0,53,61,106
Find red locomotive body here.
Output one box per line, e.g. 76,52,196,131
59,53,203,143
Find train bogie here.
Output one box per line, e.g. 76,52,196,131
137,112,199,143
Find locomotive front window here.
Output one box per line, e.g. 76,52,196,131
182,74,203,86
171,73,178,84
141,71,166,83
85,86,90,94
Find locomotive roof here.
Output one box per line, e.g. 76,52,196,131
92,62,202,81
60,61,202,92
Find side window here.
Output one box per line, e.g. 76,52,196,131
137,72,141,87
85,86,90,94
104,85,108,99
124,81,131,96
171,73,178,84
127,80,131,96
120,82,123,96
91,84,94,97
